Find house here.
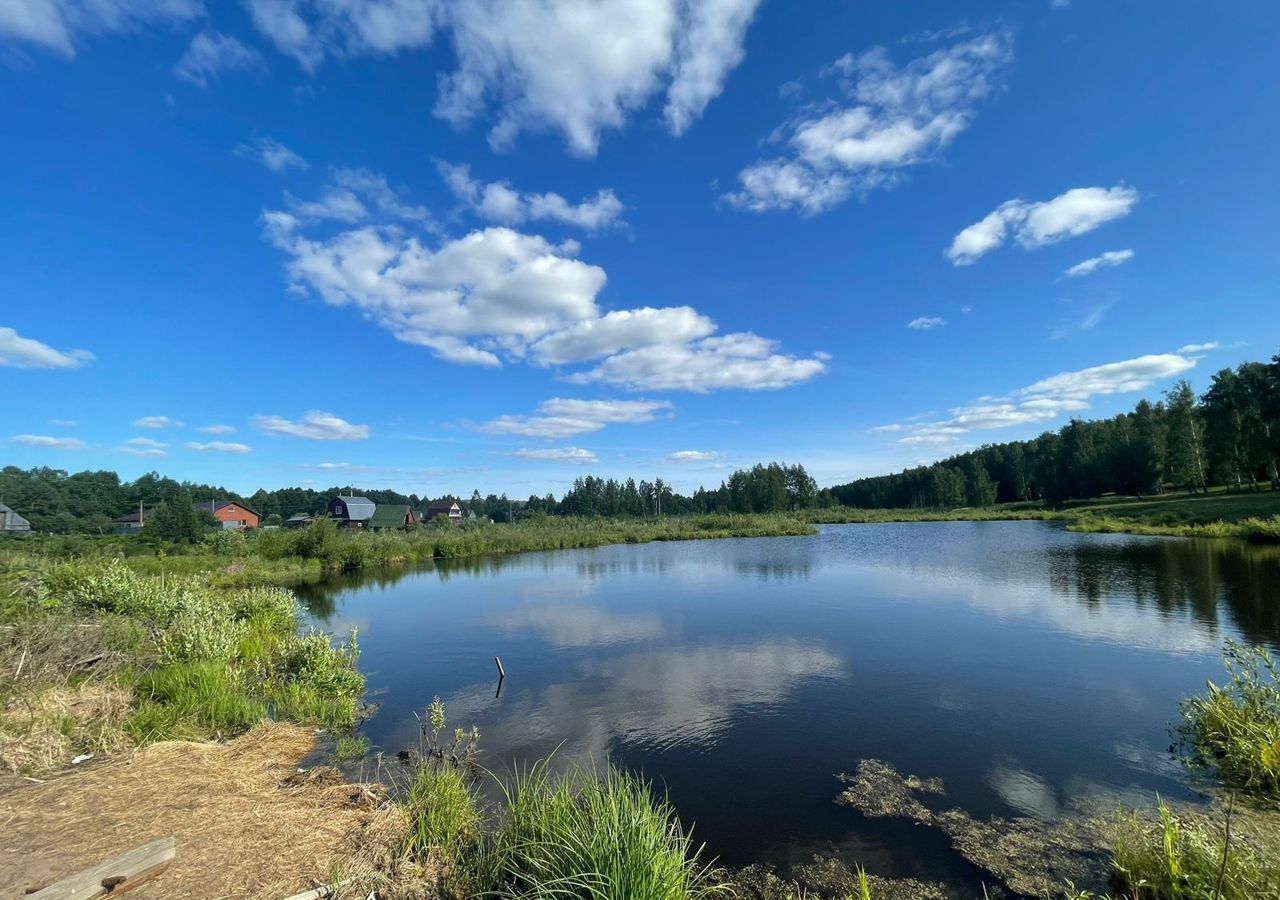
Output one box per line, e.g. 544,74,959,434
194,500,261,530
327,495,377,528
284,513,315,529
424,500,463,523
0,503,32,534
113,507,151,531
368,504,417,530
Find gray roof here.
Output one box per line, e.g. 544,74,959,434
331,495,376,521
0,503,32,533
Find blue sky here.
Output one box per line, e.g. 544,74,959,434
2,0,1277,498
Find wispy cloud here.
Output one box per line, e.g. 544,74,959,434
255,411,369,440
880,352,1198,446
131,415,183,428
725,31,1013,214
1051,302,1113,340
479,399,672,439
12,434,86,449
196,424,237,434
47,418,78,427
186,441,252,453
236,136,307,172
511,447,599,464
948,186,1139,265
667,450,721,462
122,437,168,457
1064,249,1134,278
907,316,945,330
0,326,93,369
1177,341,1220,354
174,32,265,88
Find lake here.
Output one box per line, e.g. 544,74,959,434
297,521,1280,895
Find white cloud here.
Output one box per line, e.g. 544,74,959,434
263,202,825,391
726,32,1013,214
0,326,93,368
254,411,369,440
907,316,945,330
47,418,78,426
196,424,236,434
331,168,432,223
948,186,1139,265
882,352,1197,446
185,440,252,452
438,161,625,231
241,0,759,155
285,187,368,223
315,461,350,469
122,436,168,457
12,434,86,449
174,32,264,87
131,415,183,428
667,450,719,462
479,397,672,438
1177,341,1220,354
1064,249,1134,278
0,0,200,57
236,136,308,172
565,332,827,391
510,446,598,463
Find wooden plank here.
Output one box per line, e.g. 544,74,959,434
27,837,176,899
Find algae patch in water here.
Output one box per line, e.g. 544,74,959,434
729,860,948,900
836,759,1114,897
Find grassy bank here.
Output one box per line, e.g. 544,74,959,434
0,555,363,775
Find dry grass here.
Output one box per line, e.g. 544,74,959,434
0,721,378,899
0,680,133,775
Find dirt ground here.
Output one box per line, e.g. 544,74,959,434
0,723,376,900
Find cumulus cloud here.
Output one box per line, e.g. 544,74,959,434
438,162,624,231
263,191,825,391
196,424,236,434
883,352,1197,445
479,397,672,438
510,446,598,463
0,326,93,369
0,0,200,56
725,31,1013,214
174,32,264,87
12,434,86,449
1064,248,1133,278
185,440,252,452
667,450,719,462
948,186,1139,265
254,411,369,440
132,415,183,428
242,0,759,155
236,136,308,172
122,436,168,456
907,316,945,330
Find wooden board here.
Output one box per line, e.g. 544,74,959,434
26,837,176,899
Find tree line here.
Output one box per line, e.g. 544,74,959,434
830,351,1280,509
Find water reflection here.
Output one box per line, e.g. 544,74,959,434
294,523,1280,885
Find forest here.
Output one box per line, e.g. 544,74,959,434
830,352,1280,509
2,352,1276,534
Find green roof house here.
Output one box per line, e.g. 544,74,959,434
367,504,417,530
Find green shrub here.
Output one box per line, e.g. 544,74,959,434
1179,642,1280,798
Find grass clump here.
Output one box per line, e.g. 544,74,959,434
490,759,725,900
1109,800,1280,900
1178,642,1280,799
127,661,267,741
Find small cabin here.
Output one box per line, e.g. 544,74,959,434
284,513,315,529
368,504,417,531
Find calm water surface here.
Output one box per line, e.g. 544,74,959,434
297,522,1280,894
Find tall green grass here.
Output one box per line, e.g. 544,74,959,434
1179,642,1280,799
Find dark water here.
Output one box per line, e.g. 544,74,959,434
297,522,1280,894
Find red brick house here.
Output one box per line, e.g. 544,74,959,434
195,500,261,529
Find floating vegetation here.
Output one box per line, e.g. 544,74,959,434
836,759,1114,897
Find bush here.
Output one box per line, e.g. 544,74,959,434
1179,642,1280,798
